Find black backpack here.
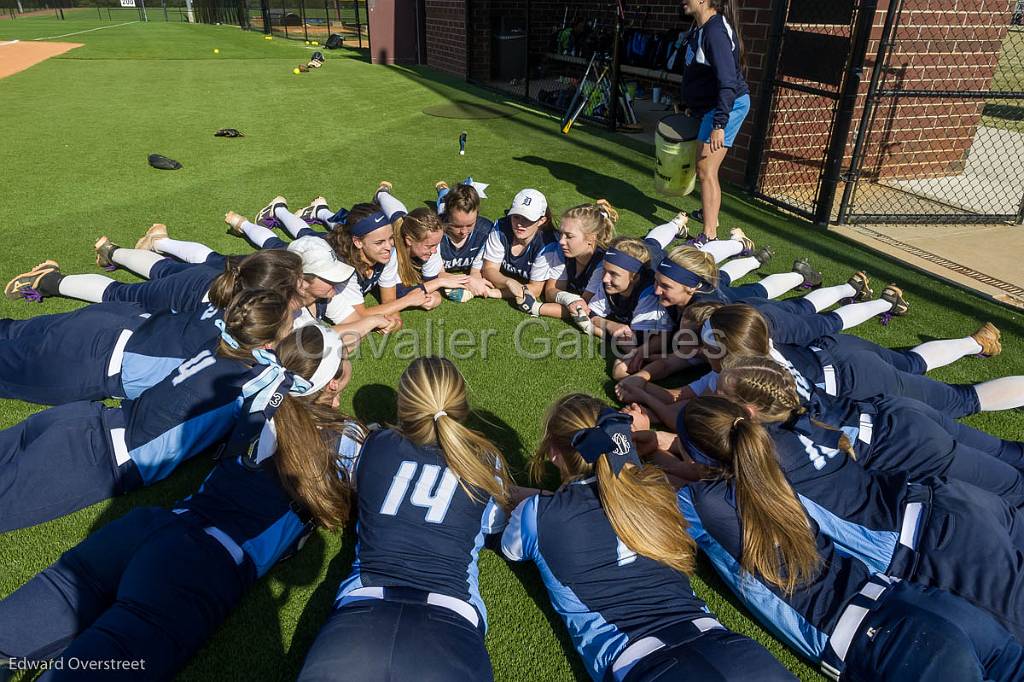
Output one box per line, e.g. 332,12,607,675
325,33,343,50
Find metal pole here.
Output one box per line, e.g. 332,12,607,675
813,0,879,226
353,0,361,48
608,2,624,131
837,0,903,224
260,0,271,33
744,0,788,193
324,0,330,36
300,0,307,41
281,0,287,37
523,0,531,99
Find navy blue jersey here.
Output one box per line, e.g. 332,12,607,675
680,481,876,663
355,263,385,296
441,217,494,272
681,14,749,126
119,304,223,399
603,270,657,325
562,248,605,296
103,262,220,315
482,217,561,282
118,350,263,486
335,428,506,628
179,424,363,580
503,480,710,681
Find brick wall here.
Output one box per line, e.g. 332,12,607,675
424,0,467,75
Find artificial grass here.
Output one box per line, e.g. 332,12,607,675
0,16,1022,682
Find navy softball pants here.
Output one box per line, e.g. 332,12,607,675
101,260,218,314
0,507,245,681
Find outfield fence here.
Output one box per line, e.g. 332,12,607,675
0,0,368,49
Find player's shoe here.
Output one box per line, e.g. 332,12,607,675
880,284,910,316
792,258,823,288
671,211,689,239
298,197,328,225
5,260,59,300
135,223,169,251
971,322,1002,357
690,208,704,223
225,211,248,236
376,180,393,196
435,181,449,192
94,236,120,269
753,244,775,266
256,196,287,228
847,271,873,302
729,227,755,255
688,233,712,247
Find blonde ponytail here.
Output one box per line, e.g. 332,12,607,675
684,396,819,594
562,200,619,249
665,245,719,288
534,394,696,575
397,357,511,507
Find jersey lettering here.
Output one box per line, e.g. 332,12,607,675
171,350,216,386
200,305,219,321
380,460,459,524
616,537,637,566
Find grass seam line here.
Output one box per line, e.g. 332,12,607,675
32,20,138,41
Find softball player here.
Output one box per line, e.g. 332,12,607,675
0,289,293,533
678,381,1024,641
504,394,793,682
298,357,510,682
677,397,1024,681
481,189,561,305
0,324,361,681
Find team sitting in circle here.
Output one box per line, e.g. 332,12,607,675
1,179,1023,681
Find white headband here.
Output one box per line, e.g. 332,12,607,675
306,325,345,394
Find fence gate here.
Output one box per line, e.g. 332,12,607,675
749,0,878,224
838,0,1024,224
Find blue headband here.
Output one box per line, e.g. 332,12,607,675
656,258,708,289
570,409,641,475
604,248,644,273
350,211,390,237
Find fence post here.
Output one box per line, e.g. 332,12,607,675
813,0,878,227
281,0,288,37
301,0,308,41
353,0,361,48
608,3,624,131
324,0,330,37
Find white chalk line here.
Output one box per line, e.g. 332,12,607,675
0,40,20,47
32,20,138,41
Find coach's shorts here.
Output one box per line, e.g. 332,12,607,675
698,94,750,148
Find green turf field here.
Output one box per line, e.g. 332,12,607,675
1,16,1022,682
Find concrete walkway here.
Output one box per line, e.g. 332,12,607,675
834,222,1024,308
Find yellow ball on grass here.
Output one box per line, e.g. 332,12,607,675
213,48,220,54
311,41,319,46
293,67,300,75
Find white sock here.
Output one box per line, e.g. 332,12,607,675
912,337,982,371
314,207,340,230
275,206,311,239
645,222,679,249
242,220,277,248
154,238,213,264
57,273,114,303
719,256,760,283
110,248,164,279
803,282,857,312
700,239,743,263
834,298,892,329
975,376,1024,411
758,272,804,299
376,191,408,221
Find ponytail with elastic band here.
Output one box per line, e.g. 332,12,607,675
570,409,640,475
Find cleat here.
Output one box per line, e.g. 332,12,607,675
690,208,704,223
753,244,774,266
225,211,248,236
971,322,1002,357
376,180,393,196
671,211,690,239
94,236,120,269
135,223,169,252
687,233,712,247
847,271,873,302
729,227,755,254
298,197,328,225
880,283,910,316
255,196,287,228
5,260,59,300
792,258,823,288
435,180,449,192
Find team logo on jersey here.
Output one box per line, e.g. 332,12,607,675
611,432,632,457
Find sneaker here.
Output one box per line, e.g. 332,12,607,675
971,322,1002,357
847,271,873,302
792,258,823,288
225,211,248,236
256,196,287,228
376,180,393,196
94,236,120,269
298,197,328,225
671,211,689,239
729,227,755,254
435,181,449,193
690,208,704,223
135,223,169,251
5,260,59,300
688,233,711,247
753,244,774,266
880,283,910,316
